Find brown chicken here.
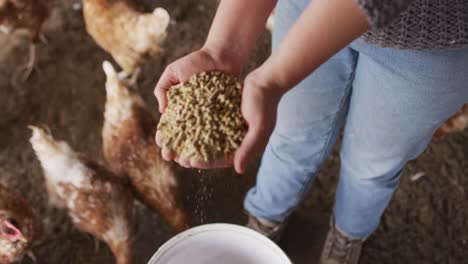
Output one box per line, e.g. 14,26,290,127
102,61,188,232
434,104,468,139
0,184,36,264
29,126,134,264
0,0,49,80
82,0,170,83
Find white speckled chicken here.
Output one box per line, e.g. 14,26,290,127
434,104,468,139
0,183,36,264
82,0,170,82
102,61,188,232
29,126,134,264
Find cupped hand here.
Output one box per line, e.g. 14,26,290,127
233,69,283,174
155,53,283,173
155,130,235,169
154,47,241,169
154,47,240,113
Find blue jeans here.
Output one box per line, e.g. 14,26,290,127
244,0,468,238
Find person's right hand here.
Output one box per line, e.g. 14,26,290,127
154,47,241,114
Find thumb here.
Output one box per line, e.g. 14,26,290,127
234,128,260,174
154,66,179,113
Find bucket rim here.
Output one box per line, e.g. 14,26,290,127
148,223,292,264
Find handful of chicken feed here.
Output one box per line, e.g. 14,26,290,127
157,71,247,161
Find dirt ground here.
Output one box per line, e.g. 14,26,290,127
0,0,467,263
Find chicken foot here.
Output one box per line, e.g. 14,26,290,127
128,67,142,88
93,235,101,253
11,43,37,85
13,34,47,84
19,43,36,80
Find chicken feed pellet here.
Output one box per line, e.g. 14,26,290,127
157,71,247,162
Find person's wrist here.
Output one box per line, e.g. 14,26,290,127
201,42,244,75
248,63,288,97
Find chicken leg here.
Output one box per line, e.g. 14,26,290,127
14,34,47,84
18,43,36,80
11,43,37,86
128,67,141,88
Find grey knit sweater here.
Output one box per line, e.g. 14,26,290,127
358,0,468,50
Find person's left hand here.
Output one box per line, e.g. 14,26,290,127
232,69,283,174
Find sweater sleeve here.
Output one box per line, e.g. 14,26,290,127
357,0,416,29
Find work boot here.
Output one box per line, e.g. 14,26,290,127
319,221,366,264
246,213,286,243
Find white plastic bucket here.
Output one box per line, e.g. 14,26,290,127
148,223,292,264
